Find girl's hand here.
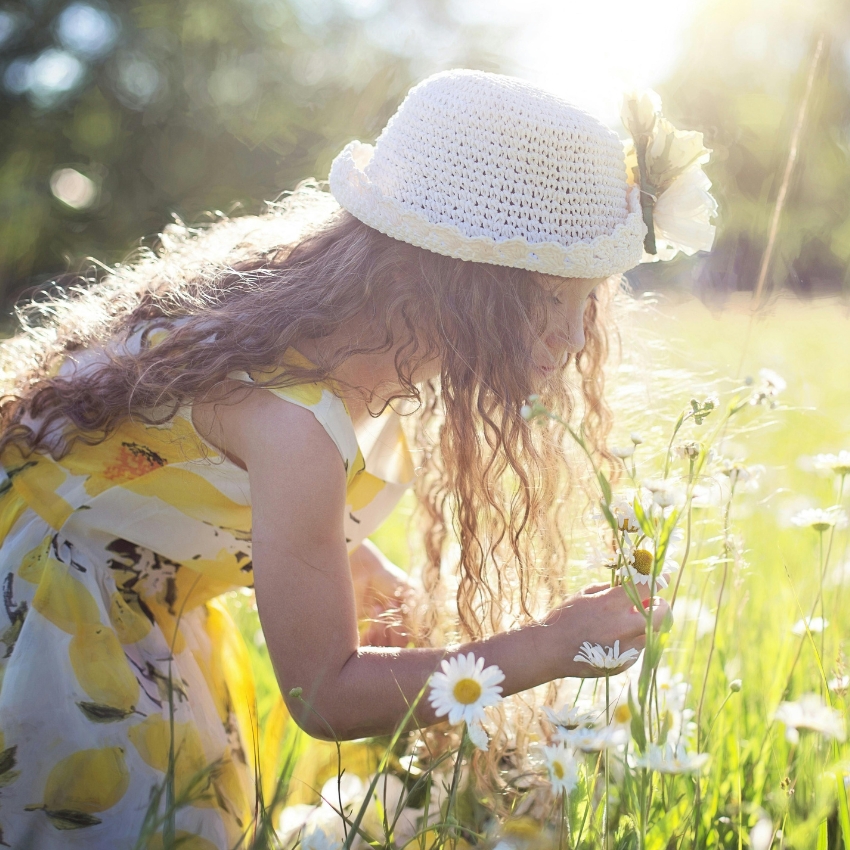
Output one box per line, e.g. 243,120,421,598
543,582,671,678
349,541,414,648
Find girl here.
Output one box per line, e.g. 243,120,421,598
0,69,669,848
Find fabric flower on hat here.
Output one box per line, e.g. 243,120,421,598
621,90,718,263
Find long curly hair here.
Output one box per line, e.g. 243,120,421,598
0,183,617,646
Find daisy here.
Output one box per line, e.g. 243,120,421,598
828,675,849,695
555,724,625,752
428,652,505,726
585,544,620,571
759,368,786,395
619,538,678,589
544,704,597,730
654,667,690,715
466,721,489,752
812,451,850,477
610,492,642,534
642,479,686,510
751,368,786,407
674,441,702,460
574,640,639,671
791,507,848,532
634,742,709,774
775,694,846,744
791,616,829,636
543,744,579,794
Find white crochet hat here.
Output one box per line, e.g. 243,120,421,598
329,69,647,279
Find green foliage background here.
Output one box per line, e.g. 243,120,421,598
2,0,850,306
0,0,507,307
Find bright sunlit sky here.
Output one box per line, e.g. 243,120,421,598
455,0,707,128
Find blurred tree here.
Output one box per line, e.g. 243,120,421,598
629,0,850,302
0,0,509,309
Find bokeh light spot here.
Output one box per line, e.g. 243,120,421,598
57,3,118,59
50,168,98,210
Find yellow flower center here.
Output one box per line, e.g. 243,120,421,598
633,549,653,575
613,703,631,725
453,678,482,705
552,761,565,779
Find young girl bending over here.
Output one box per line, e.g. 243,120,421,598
0,69,668,848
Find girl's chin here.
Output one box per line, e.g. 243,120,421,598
530,365,559,392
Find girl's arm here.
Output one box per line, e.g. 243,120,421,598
209,388,668,741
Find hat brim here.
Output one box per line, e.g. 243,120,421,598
329,141,647,279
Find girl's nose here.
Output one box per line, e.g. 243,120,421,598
547,308,586,355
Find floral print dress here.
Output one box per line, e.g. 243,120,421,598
0,339,414,849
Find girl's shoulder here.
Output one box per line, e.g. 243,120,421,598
227,349,361,480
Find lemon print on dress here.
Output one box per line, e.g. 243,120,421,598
128,716,214,806
70,623,139,711
18,535,52,584
32,556,101,633
347,471,386,512
26,746,129,829
109,590,152,644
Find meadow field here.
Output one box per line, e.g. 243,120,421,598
226,292,850,850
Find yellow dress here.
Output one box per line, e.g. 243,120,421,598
0,336,414,849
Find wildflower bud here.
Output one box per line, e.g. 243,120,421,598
520,404,533,421
729,679,742,693
289,687,303,699
611,445,635,459
630,432,644,445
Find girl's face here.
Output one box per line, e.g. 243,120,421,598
532,276,607,379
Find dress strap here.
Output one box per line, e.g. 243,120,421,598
227,350,361,480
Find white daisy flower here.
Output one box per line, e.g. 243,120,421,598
619,538,678,588
555,724,626,752
655,667,690,716
791,506,848,532
585,544,620,571
610,492,642,534
466,720,490,752
750,818,774,850
674,441,702,460
812,451,850,477
634,742,709,774
828,675,849,695
751,368,786,407
791,616,829,636
759,368,786,395
642,479,686,510
543,744,579,794
428,652,505,726
574,640,639,671
630,432,644,445
775,694,847,744
544,704,597,730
